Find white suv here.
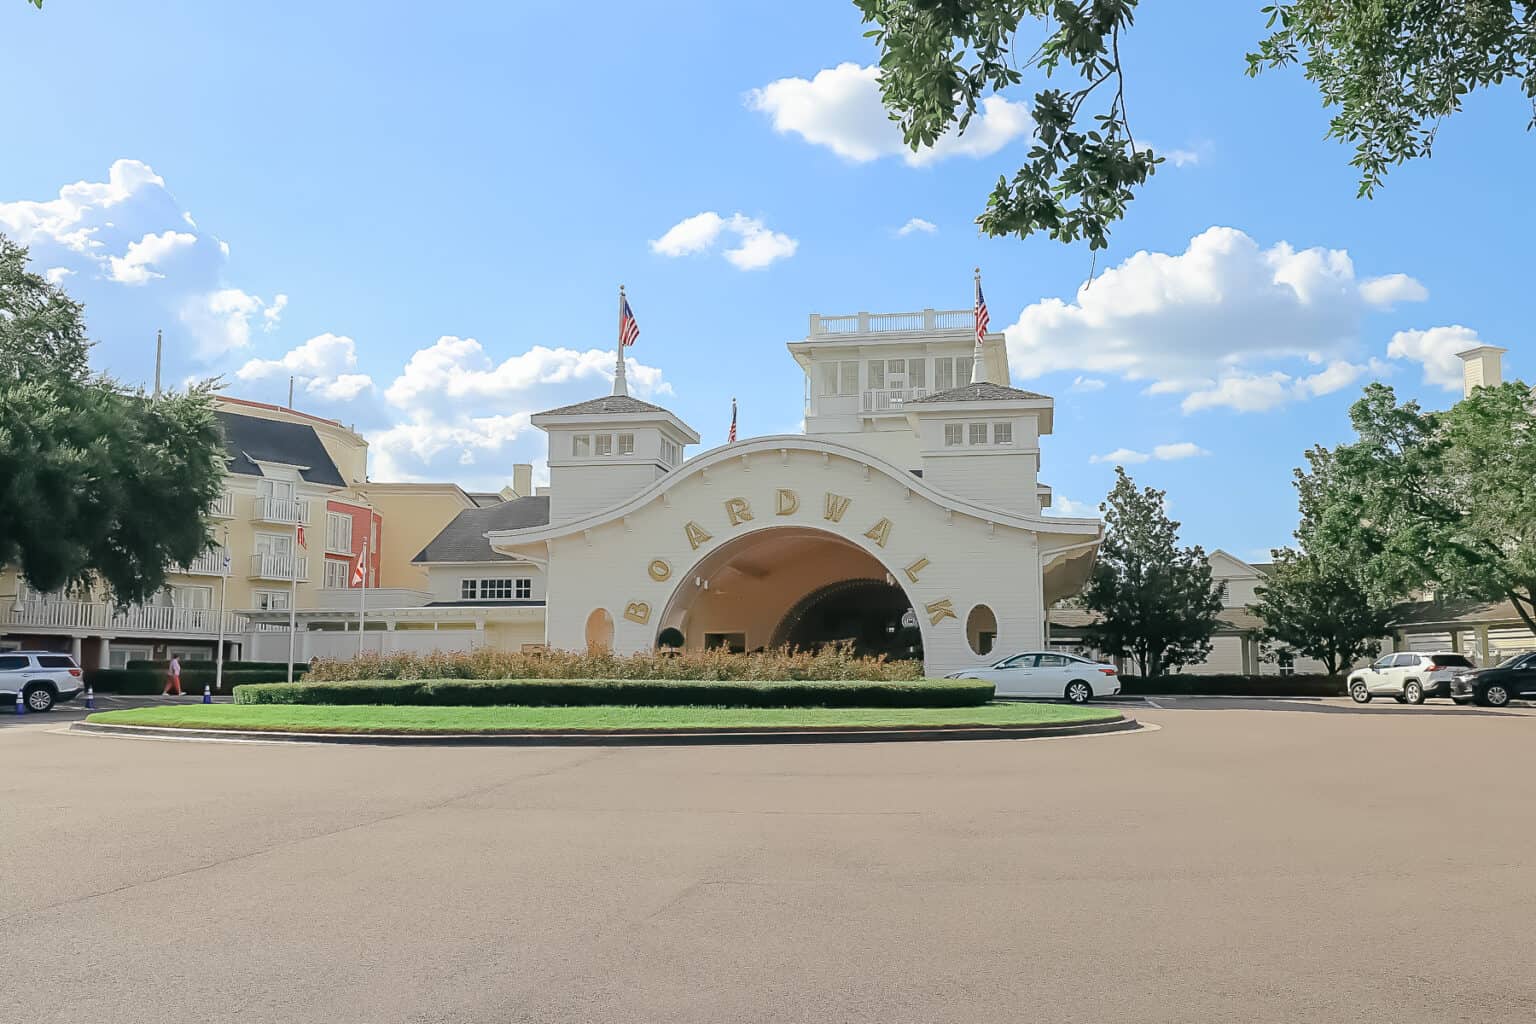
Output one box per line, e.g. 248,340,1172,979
0,651,86,713
1347,651,1477,705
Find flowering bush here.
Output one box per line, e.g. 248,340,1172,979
305,644,925,683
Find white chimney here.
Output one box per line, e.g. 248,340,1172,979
1457,345,1506,398
511,463,533,497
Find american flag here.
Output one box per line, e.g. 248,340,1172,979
974,271,990,347
352,541,368,587
619,295,640,347
727,398,737,443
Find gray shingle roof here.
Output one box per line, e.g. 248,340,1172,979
907,382,1049,404
536,395,670,417
413,496,552,563
216,411,345,486
467,492,505,508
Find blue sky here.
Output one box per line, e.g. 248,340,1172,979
2,1,1529,560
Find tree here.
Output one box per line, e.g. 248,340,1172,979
1251,548,1392,675
1302,381,1536,636
855,1,1536,247
1082,467,1224,677
0,233,227,606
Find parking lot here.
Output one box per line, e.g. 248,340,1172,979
3,697,1534,1023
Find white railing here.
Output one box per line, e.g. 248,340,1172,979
249,554,308,580
209,491,236,518
255,496,308,524
861,387,931,413
180,547,229,576
808,309,977,338
1,601,250,636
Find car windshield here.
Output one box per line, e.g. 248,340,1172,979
1497,653,1530,668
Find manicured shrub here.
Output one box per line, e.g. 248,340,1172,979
84,668,168,694
233,677,993,709
1116,674,1344,697
304,644,924,684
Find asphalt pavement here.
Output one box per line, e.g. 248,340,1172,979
2,697,1534,1023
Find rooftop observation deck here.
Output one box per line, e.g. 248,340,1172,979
801,309,979,340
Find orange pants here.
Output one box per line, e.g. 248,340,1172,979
164,674,182,695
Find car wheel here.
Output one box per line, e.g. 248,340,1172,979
1064,680,1093,704
1483,684,1511,708
1403,681,1424,705
23,685,55,713
1349,681,1372,704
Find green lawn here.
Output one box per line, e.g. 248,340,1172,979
86,702,1120,735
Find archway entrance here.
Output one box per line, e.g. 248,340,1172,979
656,527,923,661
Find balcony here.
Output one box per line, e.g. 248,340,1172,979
0,600,249,636
209,491,236,518
179,547,230,576
860,387,931,414
807,308,976,339
254,496,308,525
249,553,308,581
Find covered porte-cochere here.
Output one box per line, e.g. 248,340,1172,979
489,437,1101,677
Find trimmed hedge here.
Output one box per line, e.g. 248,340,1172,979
86,666,307,694
1117,673,1344,697
233,677,995,709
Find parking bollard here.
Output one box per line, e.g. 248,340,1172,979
14,690,23,716
85,687,95,710
203,684,212,704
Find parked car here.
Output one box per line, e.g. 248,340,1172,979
1450,652,1536,707
945,651,1120,703
1346,651,1476,705
0,651,86,712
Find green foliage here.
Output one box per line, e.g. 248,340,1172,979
0,235,227,605
1303,381,1536,636
85,665,306,693
1116,673,1343,697
1251,548,1393,675
1082,466,1224,677
234,678,993,709
1247,2,1536,198
304,644,925,683
855,0,1156,249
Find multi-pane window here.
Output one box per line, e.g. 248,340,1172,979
325,511,352,554
618,433,635,455
935,356,976,391
660,439,680,465
992,422,1013,445
253,590,290,611
969,423,989,446
867,360,885,389
594,434,613,457
821,362,840,397
572,435,590,457
944,424,963,447
840,361,858,395
324,558,350,590
172,585,213,608
908,359,926,389
463,578,534,600
1277,651,1296,676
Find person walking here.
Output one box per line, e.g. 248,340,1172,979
163,654,183,697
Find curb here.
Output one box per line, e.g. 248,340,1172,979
69,714,1138,747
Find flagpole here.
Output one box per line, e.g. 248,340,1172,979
612,285,629,397
358,543,368,656
286,516,299,683
971,267,986,384
215,525,229,692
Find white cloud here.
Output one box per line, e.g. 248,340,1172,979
369,414,536,482
1006,226,1426,412
746,62,1032,167
43,267,74,285
0,158,163,253
180,287,285,356
1046,495,1098,517
1387,325,1484,390
1161,148,1201,168
897,217,937,237
649,212,724,257
236,332,374,401
1070,376,1106,392
1360,273,1429,307
1090,442,1210,464
650,211,797,270
107,229,197,284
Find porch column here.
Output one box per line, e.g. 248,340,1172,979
1475,624,1491,664
98,638,112,670
70,635,83,662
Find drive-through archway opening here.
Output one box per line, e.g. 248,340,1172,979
656,526,923,661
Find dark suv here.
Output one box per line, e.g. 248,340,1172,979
0,651,86,712
1451,652,1536,707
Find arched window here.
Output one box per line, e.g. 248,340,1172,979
584,608,614,651
966,604,997,656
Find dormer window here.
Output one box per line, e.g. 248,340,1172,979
944,424,963,447
618,433,635,456
993,422,1013,445
595,434,613,457
968,423,988,446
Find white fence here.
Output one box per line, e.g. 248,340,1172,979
808,309,976,337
